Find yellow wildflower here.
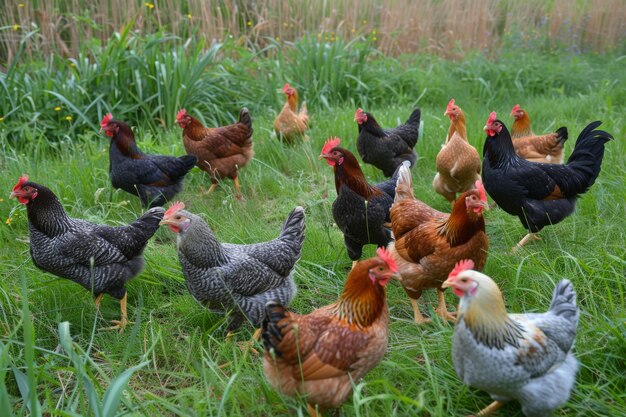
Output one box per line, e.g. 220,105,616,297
13,24,19,31
247,21,252,27
362,19,367,24
351,28,355,33
0,117,4,122
372,30,377,35
144,2,154,9
276,37,280,41
372,36,377,41
187,14,192,19
54,106,61,111
18,3,24,7
65,116,72,121
0,198,4,202
5,217,12,225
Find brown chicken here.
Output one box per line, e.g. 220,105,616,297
262,247,399,417
176,108,254,198
274,83,309,143
388,162,489,324
510,104,568,164
433,99,482,202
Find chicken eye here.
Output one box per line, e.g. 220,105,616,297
175,215,181,220
460,278,468,283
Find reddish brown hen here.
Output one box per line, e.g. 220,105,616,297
176,108,253,199
510,104,568,164
262,247,398,417
388,162,489,324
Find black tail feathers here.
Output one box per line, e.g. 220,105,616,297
239,108,253,131
555,127,568,145
262,301,288,355
406,108,421,126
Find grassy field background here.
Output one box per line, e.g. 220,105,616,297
1,5,626,416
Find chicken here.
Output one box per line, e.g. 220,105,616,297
482,112,613,250
442,260,579,417
433,99,482,202
510,104,569,164
355,107,421,177
10,175,164,331
100,113,197,208
319,137,400,265
176,108,254,199
262,247,399,417
273,83,309,143
388,161,489,324
159,202,305,335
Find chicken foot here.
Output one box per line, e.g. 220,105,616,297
410,298,431,325
473,400,505,416
435,289,457,323
101,293,130,333
511,233,541,252
233,177,245,201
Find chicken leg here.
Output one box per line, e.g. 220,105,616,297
410,298,431,325
234,177,245,201
435,289,457,322
475,400,505,416
103,293,129,333
94,293,104,309
512,233,541,252
307,404,321,417
202,183,219,195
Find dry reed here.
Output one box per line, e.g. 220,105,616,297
1,0,624,62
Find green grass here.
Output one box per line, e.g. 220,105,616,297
0,35,625,416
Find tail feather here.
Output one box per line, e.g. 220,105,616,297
238,107,253,131
376,161,407,198
555,126,568,145
394,160,414,203
262,301,288,356
279,206,306,249
563,121,613,194
179,154,198,172
406,108,421,126
549,280,579,324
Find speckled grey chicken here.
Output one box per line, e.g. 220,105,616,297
10,175,164,331
160,202,305,333
443,260,579,417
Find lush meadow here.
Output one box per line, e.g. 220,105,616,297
1,3,626,417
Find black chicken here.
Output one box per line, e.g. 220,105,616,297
482,112,613,250
101,113,197,208
10,175,164,331
355,107,421,177
319,137,401,266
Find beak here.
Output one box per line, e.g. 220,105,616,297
479,201,490,210
9,191,17,199
443,110,450,116
318,153,328,160
441,277,454,289
159,219,173,226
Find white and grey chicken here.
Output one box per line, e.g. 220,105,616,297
442,260,579,417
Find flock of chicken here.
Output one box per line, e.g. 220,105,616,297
9,83,614,417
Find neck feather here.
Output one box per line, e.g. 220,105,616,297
334,262,387,327
439,198,485,246
512,114,532,138
287,93,298,111
184,117,208,139
179,213,228,266
111,127,142,158
26,186,72,236
452,114,467,140
333,150,380,199
460,287,524,350
364,115,386,137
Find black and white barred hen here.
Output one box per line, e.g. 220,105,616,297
10,175,164,331
160,202,305,334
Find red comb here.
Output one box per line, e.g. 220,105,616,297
100,113,113,128
475,180,487,202
355,108,364,117
376,247,398,273
12,174,29,192
448,259,475,279
283,83,291,93
320,137,341,155
176,109,187,122
511,104,521,114
164,201,185,218
486,111,497,126
446,98,455,112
